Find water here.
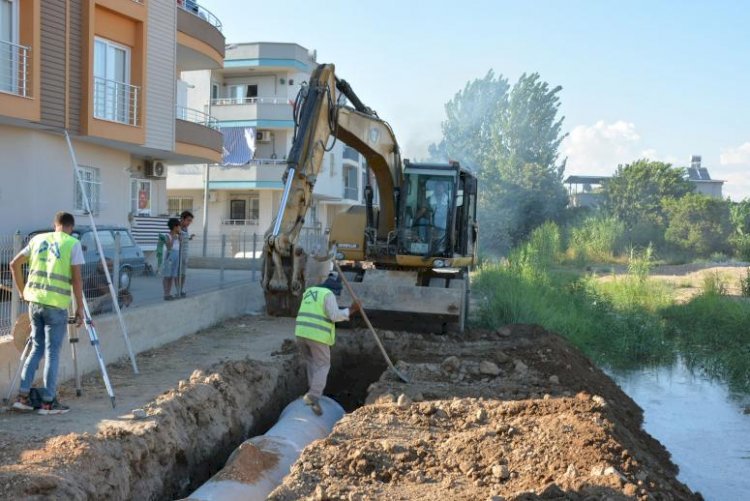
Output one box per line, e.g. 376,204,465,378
610,361,750,500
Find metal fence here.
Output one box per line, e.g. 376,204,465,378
193,228,328,259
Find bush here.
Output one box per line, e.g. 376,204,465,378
567,215,626,263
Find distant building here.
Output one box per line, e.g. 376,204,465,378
685,155,723,198
168,42,374,246
563,175,608,208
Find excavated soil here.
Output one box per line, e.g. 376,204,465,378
270,325,699,500
0,317,699,500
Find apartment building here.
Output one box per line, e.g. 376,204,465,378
0,0,224,235
167,42,372,245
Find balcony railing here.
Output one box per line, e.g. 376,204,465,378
217,158,287,169
93,77,140,126
176,0,222,32
0,40,31,97
222,218,259,226
211,96,292,106
176,105,219,129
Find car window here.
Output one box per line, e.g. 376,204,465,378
81,230,115,250
114,229,136,247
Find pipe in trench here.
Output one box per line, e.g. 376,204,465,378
183,396,345,500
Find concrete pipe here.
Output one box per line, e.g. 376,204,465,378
184,396,344,501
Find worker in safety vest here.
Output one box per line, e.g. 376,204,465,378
295,272,360,416
10,212,85,415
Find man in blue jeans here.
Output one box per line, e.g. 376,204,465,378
10,211,85,415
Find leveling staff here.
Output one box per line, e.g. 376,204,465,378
10,212,85,415
295,272,360,416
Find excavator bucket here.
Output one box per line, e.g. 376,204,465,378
337,269,468,331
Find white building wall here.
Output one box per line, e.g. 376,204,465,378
144,0,177,151
0,126,135,234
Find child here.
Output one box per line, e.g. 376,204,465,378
162,218,181,300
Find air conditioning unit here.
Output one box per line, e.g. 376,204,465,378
256,130,272,143
144,160,167,178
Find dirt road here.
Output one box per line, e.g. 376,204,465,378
0,317,698,500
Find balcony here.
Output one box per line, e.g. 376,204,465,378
211,96,293,126
175,105,222,161
0,40,31,98
176,105,218,129
176,0,224,70
93,77,140,126
207,159,286,191
222,218,259,226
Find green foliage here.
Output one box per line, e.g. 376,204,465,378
740,268,750,297
729,199,750,259
508,221,560,282
627,245,654,283
567,215,626,262
662,294,750,392
475,234,750,392
700,270,728,296
603,159,694,232
430,71,568,255
662,194,732,257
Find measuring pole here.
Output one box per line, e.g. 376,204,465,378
63,130,139,374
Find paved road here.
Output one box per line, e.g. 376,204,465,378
101,268,258,311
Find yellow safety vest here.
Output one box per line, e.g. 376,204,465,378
295,286,336,346
23,232,77,309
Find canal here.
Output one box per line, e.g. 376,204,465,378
611,361,750,500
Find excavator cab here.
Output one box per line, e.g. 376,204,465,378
398,160,478,266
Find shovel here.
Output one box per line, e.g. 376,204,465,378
333,261,410,383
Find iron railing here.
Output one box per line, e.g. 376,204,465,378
176,105,219,129
211,96,292,106
222,219,260,226
93,77,140,126
0,40,31,97
176,0,223,32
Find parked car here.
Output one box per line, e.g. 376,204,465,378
26,225,146,293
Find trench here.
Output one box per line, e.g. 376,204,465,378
172,335,390,500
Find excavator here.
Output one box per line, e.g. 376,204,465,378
261,64,478,331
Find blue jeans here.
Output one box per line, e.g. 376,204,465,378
19,302,68,403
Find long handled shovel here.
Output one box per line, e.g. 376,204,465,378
333,261,410,383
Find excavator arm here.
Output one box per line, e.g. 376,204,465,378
261,63,400,315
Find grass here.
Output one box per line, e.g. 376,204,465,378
474,223,750,392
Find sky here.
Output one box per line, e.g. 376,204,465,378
200,0,750,200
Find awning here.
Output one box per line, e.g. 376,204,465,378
221,126,255,165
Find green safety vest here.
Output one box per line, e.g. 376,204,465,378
23,232,77,309
295,286,336,346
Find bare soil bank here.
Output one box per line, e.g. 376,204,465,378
0,318,698,500
271,325,699,500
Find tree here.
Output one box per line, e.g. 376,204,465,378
662,194,732,257
603,160,694,231
728,198,750,259
429,72,568,254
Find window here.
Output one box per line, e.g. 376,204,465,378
246,84,257,99
168,197,193,215
329,153,335,177
229,199,245,220
343,165,358,200
0,0,18,94
227,193,259,224
74,166,101,214
130,179,152,216
93,37,132,124
211,82,219,100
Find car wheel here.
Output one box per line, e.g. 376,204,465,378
119,268,132,291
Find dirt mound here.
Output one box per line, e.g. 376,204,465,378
270,324,698,500
0,356,305,500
